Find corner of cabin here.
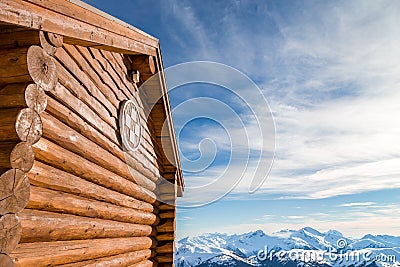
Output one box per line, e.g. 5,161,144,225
0,0,183,266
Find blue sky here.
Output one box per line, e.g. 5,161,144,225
82,0,400,239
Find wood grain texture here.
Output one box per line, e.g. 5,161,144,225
129,260,154,267
27,186,157,225
38,31,57,55
45,95,161,184
0,30,62,53
0,0,157,55
0,84,47,113
0,169,30,215
0,47,30,85
32,138,157,204
41,112,157,192
62,44,120,107
54,47,118,119
10,237,153,266
54,59,117,128
156,243,173,254
27,45,57,91
156,254,173,263
156,233,174,242
19,209,152,243
0,30,39,50
58,249,151,267
0,214,22,254
0,108,42,144
28,161,153,212
0,253,13,267
156,220,174,233
131,55,156,81
48,82,119,145
0,142,34,172
45,32,63,48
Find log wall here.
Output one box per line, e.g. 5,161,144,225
0,28,178,267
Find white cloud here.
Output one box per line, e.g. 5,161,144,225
170,0,400,203
339,202,376,207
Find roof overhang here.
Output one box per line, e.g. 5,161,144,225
0,0,184,195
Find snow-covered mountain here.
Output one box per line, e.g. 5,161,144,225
175,227,400,267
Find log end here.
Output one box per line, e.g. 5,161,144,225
0,214,22,254
0,253,13,267
15,108,42,144
10,142,35,173
0,169,30,215
39,31,57,56
27,46,57,91
25,84,47,114
46,33,63,48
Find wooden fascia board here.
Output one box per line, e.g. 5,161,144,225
155,48,184,192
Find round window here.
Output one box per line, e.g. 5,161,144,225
119,100,142,151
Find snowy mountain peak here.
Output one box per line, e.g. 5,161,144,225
176,228,400,267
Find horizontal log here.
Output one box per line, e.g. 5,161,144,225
157,204,175,211
28,161,153,212
0,30,61,54
110,52,128,74
156,220,174,233
0,169,30,215
0,253,13,267
54,47,117,118
0,142,34,173
32,138,156,203
41,112,157,192
100,50,131,88
0,30,39,50
48,81,119,143
156,243,173,254
58,249,151,267
0,47,30,85
10,237,153,266
0,84,47,114
0,214,22,254
156,254,173,263
156,233,174,242
27,186,157,225
45,96,161,183
92,48,135,100
129,260,153,267
0,108,42,144
74,45,126,101
159,211,175,219
54,59,117,129
62,44,121,107
19,209,152,243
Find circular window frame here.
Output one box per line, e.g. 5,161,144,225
119,99,142,152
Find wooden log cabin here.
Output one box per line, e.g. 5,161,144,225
0,0,184,266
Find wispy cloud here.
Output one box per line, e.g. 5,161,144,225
168,0,400,202
339,202,376,207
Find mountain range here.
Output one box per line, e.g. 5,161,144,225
175,227,400,267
